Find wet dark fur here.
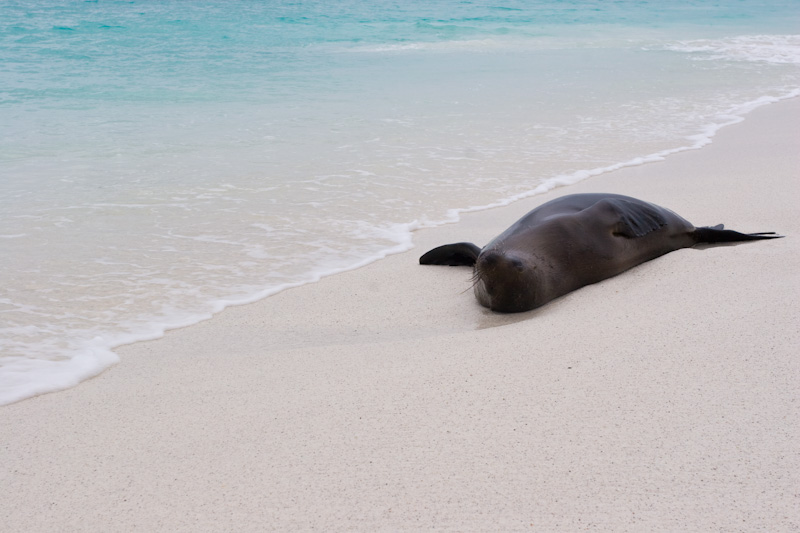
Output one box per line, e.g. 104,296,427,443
420,193,782,313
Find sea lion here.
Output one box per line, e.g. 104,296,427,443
420,193,782,313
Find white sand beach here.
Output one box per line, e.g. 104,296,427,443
2,98,799,531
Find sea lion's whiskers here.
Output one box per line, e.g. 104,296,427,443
461,268,484,294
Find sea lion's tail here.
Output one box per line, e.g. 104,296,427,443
419,242,481,266
694,224,784,244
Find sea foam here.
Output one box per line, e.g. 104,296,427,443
665,34,800,65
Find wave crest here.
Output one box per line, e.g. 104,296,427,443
665,34,800,65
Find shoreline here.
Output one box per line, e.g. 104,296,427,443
2,97,799,531
3,91,797,407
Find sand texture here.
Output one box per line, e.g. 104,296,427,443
2,99,799,531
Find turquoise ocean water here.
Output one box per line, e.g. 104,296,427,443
2,0,799,404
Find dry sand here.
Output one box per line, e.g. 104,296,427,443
2,98,799,532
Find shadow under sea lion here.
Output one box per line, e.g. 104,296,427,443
420,193,783,313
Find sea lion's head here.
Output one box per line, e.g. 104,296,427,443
473,250,540,313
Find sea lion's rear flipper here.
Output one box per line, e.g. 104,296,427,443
587,198,668,238
419,242,481,266
694,225,784,243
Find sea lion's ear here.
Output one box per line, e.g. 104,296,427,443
419,242,481,266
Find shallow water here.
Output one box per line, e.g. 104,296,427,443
2,0,799,404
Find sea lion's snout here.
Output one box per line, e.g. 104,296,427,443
474,251,537,313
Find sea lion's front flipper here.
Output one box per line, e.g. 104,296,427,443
588,198,668,238
419,242,481,266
